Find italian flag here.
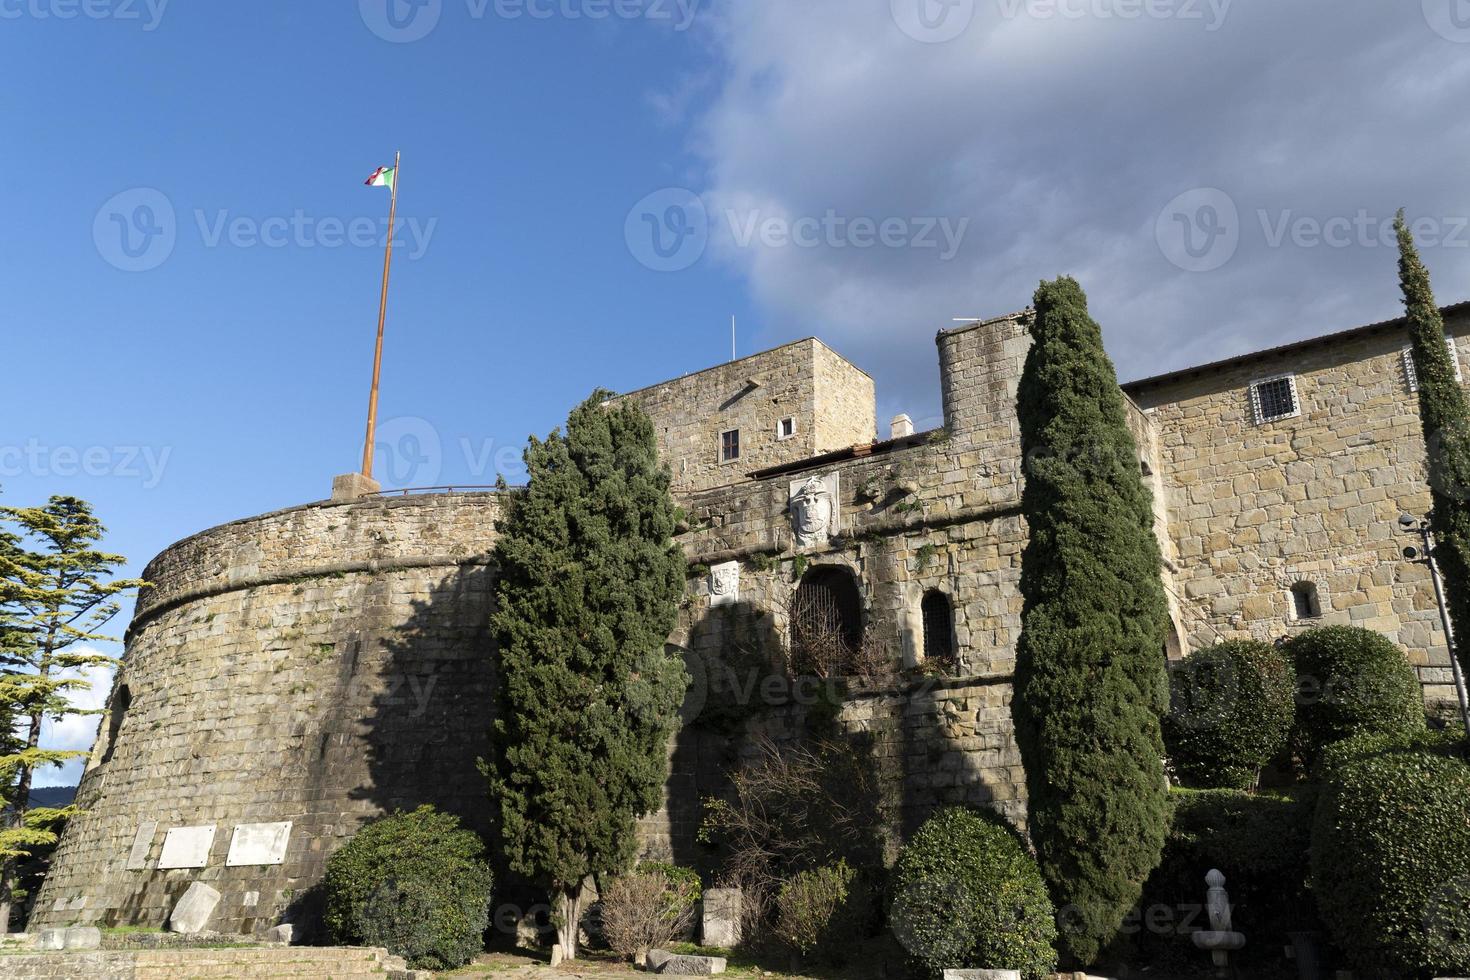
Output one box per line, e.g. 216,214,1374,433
364,166,396,190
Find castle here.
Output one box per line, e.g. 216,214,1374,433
31,302,1465,936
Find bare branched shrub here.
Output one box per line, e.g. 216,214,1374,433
600,869,699,963
699,734,885,944
786,589,897,683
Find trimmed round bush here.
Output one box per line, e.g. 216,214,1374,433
773,860,874,964
1287,626,1425,760
1163,640,1295,788
889,808,1057,980
1311,736,1470,977
323,805,493,970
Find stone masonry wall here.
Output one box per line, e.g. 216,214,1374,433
1126,310,1470,714
622,340,821,494
812,340,877,452
32,493,503,936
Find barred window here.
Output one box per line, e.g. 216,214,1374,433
1250,374,1300,424
1403,338,1463,392
720,428,740,463
921,591,954,667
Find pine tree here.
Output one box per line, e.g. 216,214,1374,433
486,392,686,960
1396,210,1470,684
0,496,144,932
1011,278,1171,965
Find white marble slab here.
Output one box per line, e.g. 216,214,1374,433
126,820,158,870
157,824,216,869
226,822,292,866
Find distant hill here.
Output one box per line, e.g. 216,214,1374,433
27,786,77,809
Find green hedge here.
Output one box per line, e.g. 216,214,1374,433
322,806,494,970
1163,640,1295,788
1287,626,1425,760
1311,734,1470,977
772,860,875,964
889,808,1057,980
1130,788,1316,971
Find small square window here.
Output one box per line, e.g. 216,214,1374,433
720,429,741,463
1250,374,1300,424
777,417,796,441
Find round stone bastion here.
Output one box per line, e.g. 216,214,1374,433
31,491,504,937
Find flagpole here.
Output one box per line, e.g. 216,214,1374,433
361,150,400,479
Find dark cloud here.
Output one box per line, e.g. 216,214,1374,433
679,0,1470,421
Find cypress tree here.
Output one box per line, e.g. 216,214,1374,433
487,392,686,960
1396,210,1470,684
1011,277,1171,965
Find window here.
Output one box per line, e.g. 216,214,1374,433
1291,581,1322,620
1250,374,1301,424
921,591,955,668
790,567,864,676
720,428,740,463
777,416,797,441
1403,338,1463,392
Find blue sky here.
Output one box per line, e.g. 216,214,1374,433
7,0,1470,783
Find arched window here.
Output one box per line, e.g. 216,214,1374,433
790,567,864,676
1291,581,1322,620
921,590,954,667
100,683,131,765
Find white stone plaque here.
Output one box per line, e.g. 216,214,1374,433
226,821,292,867
789,472,840,550
709,561,741,607
157,824,216,869
126,820,158,870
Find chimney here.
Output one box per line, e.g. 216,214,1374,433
890,414,914,439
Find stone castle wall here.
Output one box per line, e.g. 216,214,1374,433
36,303,1469,935
1127,309,1468,712
32,493,504,935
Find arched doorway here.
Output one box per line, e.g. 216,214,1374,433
789,566,864,677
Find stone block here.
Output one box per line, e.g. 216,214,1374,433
35,928,65,950
943,972,1020,980
168,881,222,934
648,949,727,974
700,887,741,947
331,472,381,501
63,926,102,949
550,942,566,967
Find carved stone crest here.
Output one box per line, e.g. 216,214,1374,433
790,473,840,550
709,561,741,607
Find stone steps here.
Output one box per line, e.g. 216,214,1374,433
0,946,425,980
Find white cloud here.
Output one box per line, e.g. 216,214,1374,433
29,653,115,790
674,0,1470,420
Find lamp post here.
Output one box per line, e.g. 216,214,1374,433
1398,513,1470,737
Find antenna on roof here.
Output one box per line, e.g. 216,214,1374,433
731,315,737,362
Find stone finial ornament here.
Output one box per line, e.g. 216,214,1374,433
1191,868,1245,971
